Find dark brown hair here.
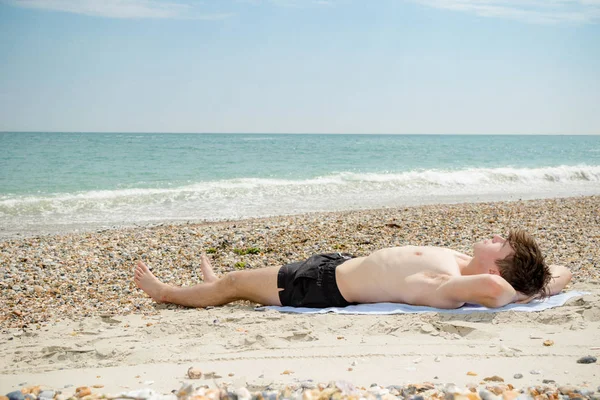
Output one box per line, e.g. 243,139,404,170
495,229,551,297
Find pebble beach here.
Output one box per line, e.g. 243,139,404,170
1,196,600,398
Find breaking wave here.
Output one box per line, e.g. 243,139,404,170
1,165,599,227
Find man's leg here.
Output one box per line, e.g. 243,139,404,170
134,256,282,307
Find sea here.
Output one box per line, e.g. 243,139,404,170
1,132,599,237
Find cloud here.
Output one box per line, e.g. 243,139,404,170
4,0,234,19
411,0,600,24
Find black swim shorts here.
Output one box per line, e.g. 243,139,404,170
277,252,357,308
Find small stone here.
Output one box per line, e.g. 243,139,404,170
187,366,202,379
543,340,554,346
301,381,316,390
75,387,91,398
410,383,435,392
336,380,356,395
434,356,441,362
467,371,478,376
281,370,293,375
484,376,504,382
236,387,251,400
176,383,194,397
264,392,278,400
92,385,104,389
513,374,523,379
39,391,55,400
479,389,499,400
21,387,41,396
23,395,36,400
6,393,24,400
578,389,594,397
558,386,577,395
488,385,509,396
502,391,520,400
530,370,541,375
576,356,597,364
443,383,460,395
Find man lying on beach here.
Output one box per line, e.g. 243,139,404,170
134,229,572,309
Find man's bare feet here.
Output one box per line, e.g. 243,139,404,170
134,261,169,302
200,253,218,283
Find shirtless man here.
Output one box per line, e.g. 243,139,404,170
134,229,572,309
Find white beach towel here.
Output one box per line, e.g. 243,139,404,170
261,291,587,314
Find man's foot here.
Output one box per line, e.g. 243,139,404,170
200,253,218,283
134,261,169,302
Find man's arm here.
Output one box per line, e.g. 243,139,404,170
405,273,516,309
546,264,572,295
509,265,572,304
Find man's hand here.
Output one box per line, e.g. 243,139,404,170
514,292,540,304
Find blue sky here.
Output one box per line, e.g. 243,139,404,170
0,0,599,134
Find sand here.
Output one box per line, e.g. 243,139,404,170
1,196,600,397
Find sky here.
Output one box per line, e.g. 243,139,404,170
0,0,599,134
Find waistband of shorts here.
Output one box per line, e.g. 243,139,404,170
320,262,353,307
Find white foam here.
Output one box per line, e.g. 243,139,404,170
1,165,599,230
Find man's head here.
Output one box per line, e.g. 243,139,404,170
473,229,551,297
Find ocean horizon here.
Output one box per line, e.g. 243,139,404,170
1,132,599,237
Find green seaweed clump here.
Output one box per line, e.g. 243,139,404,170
234,261,247,270
233,247,261,255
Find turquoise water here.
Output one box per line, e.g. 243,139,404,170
1,132,599,235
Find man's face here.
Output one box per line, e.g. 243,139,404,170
473,234,514,272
